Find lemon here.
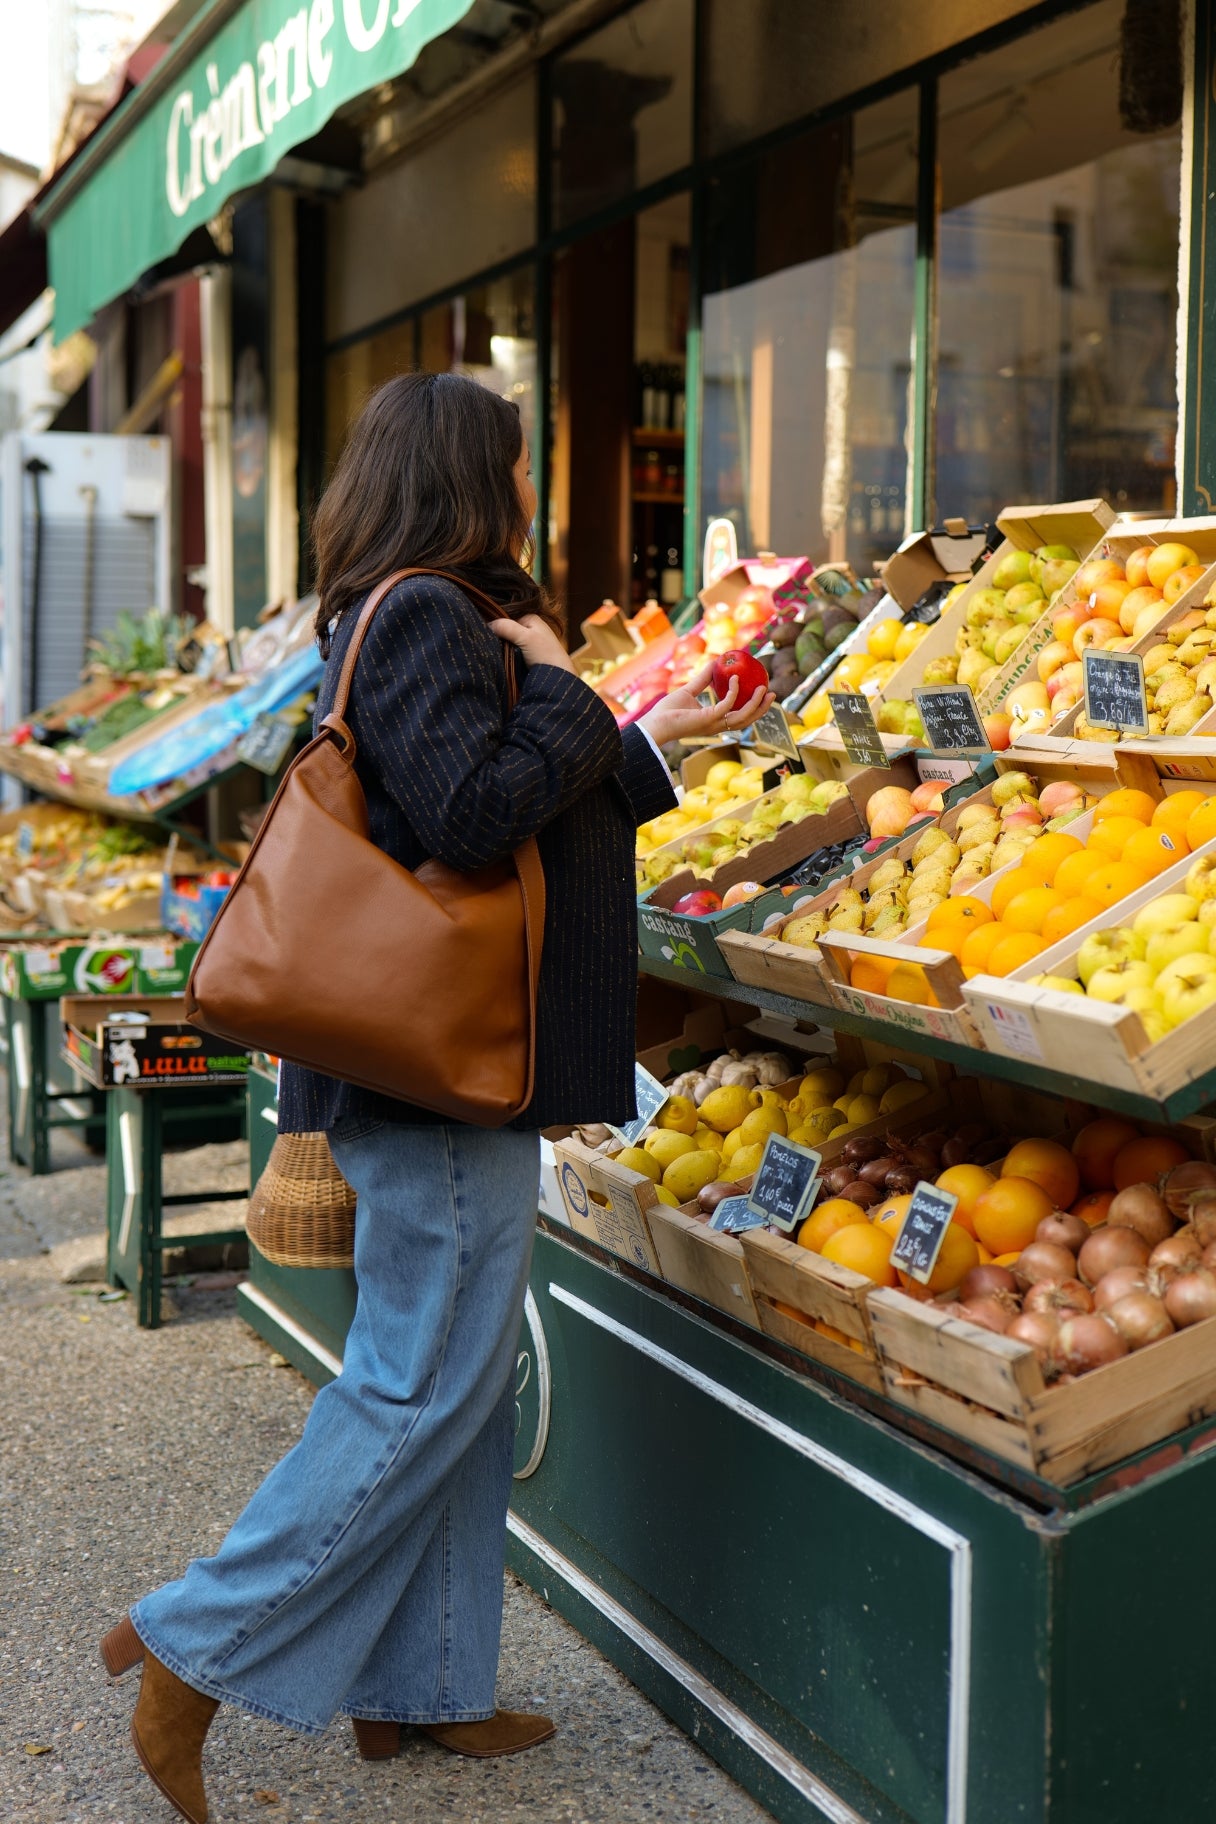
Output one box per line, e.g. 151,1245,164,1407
662,1150,722,1202
721,1127,744,1163
847,1069,869,1094
698,1084,754,1134
644,1130,697,1170
656,1093,698,1135
799,1067,845,1100
792,1107,840,1145
695,1125,724,1153
615,1146,660,1182
861,1063,903,1097
705,759,744,791
739,1104,787,1145
653,1185,680,1207
730,1142,765,1178
846,1093,881,1126
833,1093,853,1114
878,1079,930,1116
865,618,901,661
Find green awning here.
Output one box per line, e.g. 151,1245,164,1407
37,0,475,340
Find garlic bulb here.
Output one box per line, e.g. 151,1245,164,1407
719,1060,759,1089
744,1051,793,1086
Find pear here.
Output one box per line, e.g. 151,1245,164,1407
911,828,958,867
921,655,959,686
869,905,908,937
867,857,909,894
783,911,827,947
965,587,1008,629
994,626,1028,664
827,905,864,932
957,819,1000,854
992,550,1035,591
1166,696,1212,735
956,802,997,830
832,886,865,913
956,648,991,690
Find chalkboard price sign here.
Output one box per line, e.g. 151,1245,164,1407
746,1134,822,1234
889,1181,959,1285
830,690,890,769
237,713,294,775
912,685,992,756
749,705,803,766
607,1063,671,1149
708,1194,768,1234
1082,649,1148,735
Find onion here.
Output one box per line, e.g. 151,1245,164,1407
955,1295,1014,1335
1189,1197,1216,1250
822,1164,857,1197
841,1136,886,1166
1106,1183,1175,1248
840,1179,880,1209
1077,1227,1152,1287
1013,1241,1077,1291
1162,1161,1216,1218
1149,1228,1203,1283
698,1181,740,1213
1025,1278,1094,1317
1036,1211,1089,1253
939,1137,972,1169
1006,1310,1059,1364
1049,1313,1128,1377
958,1263,1019,1303
885,1168,918,1195
1202,1241,1216,1273
1093,1266,1150,1311
900,1144,941,1180
1105,1292,1173,1350
1164,1267,1216,1328
858,1156,897,1187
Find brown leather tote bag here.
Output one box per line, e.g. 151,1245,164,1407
184,570,545,1126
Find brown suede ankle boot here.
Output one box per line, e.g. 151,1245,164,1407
419,1710,556,1758
129,1651,220,1824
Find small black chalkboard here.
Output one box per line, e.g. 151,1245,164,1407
607,1063,671,1149
912,685,991,756
237,713,294,775
746,1134,822,1234
749,705,804,766
708,1194,768,1234
889,1181,959,1285
831,690,891,769
1082,650,1148,734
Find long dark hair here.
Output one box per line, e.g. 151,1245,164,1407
312,371,559,654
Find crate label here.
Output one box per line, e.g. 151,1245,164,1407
982,1000,1045,1062
139,942,175,971
912,685,992,756
890,1181,958,1284
916,756,977,786
16,822,34,860
1083,650,1148,734
559,1159,591,1221
607,1063,671,1148
600,1180,659,1271
746,1134,822,1234
831,691,890,769
749,705,803,765
24,947,55,977
708,1195,767,1233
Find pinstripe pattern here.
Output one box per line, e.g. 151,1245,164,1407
277,575,676,1135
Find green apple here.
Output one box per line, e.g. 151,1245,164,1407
1086,960,1157,1004
1076,927,1145,987
1185,854,1216,904
1145,921,1211,974
1132,894,1203,942
1029,973,1084,995
1156,952,1216,1028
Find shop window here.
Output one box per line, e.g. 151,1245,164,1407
700,91,918,576
550,0,692,231
549,194,690,618
935,0,1180,523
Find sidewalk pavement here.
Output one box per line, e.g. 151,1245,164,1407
0,1124,772,1824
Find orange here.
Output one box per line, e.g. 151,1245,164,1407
1186,800,1216,852
898,1222,979,1295
992,1251,1021,1268
1041,897,1104,946
1123,825,1189,878
1086,815,1152,861
1085,861,1151,909
1153,789,1208,838
872,1193,913,1239
1071,1189,1116,1226
925,895,994,934
1001,886,1064,935
1021,831,1084,884
886,962,938,1006
1092,788,1157,825
917,926,970,964
986,930,1047,977
960,922,1007,978
797,1200,871,1253
1071,1116,1140,1190
821,1222,897,1286
1054,849,1110,900
850,953,899,995
934,1163,996,1237
972,1176,1056,1254
1001,1137,1080,1209
1111,1134,1191,1191
990,866,1042,922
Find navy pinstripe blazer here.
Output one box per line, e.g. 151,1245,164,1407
277,574,676,1135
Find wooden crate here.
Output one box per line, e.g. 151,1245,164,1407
549,1134,663,1274
817,930,984,1047
739,1228,884,1390
647,1203,761,1327
867,1287,1216,1486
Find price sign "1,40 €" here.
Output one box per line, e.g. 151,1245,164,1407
830,690,890,769
890,1181,959,1285
1082,649,1149,735
912,685,992,757
745,1133,822,1234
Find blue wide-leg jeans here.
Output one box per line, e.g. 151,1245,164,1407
131,1120,541,1736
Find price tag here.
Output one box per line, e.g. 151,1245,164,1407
889,1181,959,1285
749,705,803,766
830,691,890,769
912,685,992,756
607,1063,670,1149
708,1194,768,1234
237,713,294,775
1082,650,1149,735
746,1133,822,1235
16,821,34,860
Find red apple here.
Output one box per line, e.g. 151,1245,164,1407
710,650,770,703
982,712,1013,750
671,890,723,917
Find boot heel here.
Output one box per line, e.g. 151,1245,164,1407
352,1718,401,1760
101,1616,144,1678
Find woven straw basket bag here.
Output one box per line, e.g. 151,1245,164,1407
247,1132,356,1269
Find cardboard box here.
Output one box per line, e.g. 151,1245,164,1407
881,520,992,612
60,993,250,1089
0,936,198,1001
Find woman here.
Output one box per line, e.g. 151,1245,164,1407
102,372,771,1824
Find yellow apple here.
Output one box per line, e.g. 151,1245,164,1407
1157,953,1216,1028
1076,927,1145,987
1132,894,1203,942
1029,973,1085,995
1185,854,1216,904
1144,922,1211,974
1086,960,1157,1004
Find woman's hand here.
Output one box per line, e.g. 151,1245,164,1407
639,662,776,749
491,614,576,675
